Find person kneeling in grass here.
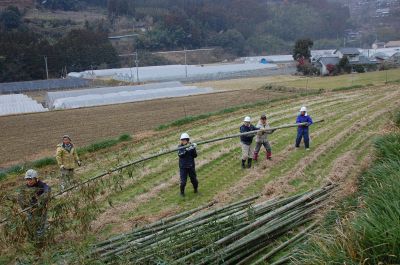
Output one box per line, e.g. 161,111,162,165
178,133,198,197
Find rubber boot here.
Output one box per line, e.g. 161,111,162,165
253,152,259,161
180,186,185,197
241,160,246,169
266,151,272,160
247,158,252,168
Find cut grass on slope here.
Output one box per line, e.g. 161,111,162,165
117,88,396,221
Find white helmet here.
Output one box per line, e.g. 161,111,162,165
25,169,38,179
300,106,307,112
244,116,251,122
180,133,190,140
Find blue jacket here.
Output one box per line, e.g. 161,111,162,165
240,124,257,145
296,114,313,131
178,144,197,168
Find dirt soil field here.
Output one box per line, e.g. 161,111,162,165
0,89,287,167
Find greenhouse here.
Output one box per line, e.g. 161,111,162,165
52,86,213,110
68,63,278,82
46,81,184,107
0,94,48,116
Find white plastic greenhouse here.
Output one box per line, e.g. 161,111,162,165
68,63,278,81
0,94,48,116
46,81,184,107
52,86,213,110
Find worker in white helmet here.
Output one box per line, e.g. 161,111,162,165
240,116,258,169
177,133,198,197
295,106,313,150
17,169,51,241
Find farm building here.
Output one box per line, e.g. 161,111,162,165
314,57,340,75
333,48,361,62
385,40,400,48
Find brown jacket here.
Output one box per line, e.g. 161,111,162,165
56,144,79,169
255,121,273,143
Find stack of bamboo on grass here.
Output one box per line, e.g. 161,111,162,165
90,184,334,264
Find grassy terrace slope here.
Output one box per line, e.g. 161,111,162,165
1,75,399,263
85,85,400,236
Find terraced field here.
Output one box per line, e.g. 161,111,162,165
1,82,400,263
15,84,394,238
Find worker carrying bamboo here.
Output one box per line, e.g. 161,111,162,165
18,169,51,242
254,113,275,161
56,135,81,191
295,107,313,150
240,116,258,169
178,133,198,197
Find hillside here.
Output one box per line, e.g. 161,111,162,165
0,0,34,10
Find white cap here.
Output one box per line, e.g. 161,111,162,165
180,133,190,140
25,169,38,179
300,106,307,112
244,116,251,122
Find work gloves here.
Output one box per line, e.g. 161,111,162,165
186,143,197,151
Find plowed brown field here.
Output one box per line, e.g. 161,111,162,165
0,89,287,167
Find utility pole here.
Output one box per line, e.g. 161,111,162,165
184,47,188,78
130,55,134,82
135,51,139,83
44,56,49,79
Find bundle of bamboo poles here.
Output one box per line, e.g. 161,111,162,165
90,184,333,264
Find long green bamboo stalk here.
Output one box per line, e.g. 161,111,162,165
251,222,317,265
214,186,331,247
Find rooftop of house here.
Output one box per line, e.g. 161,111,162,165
386,40,400,47
334,48,361,55
317,57,340,66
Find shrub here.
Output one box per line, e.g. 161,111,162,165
31,157,57,168
353,64,365,73
297,63,320,76
118,134,132,142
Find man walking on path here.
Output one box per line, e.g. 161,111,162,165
56,135,81,191
254,113,275,161
178,133,198,197
295,107,313,150
18,169,51,242
240,116,258,169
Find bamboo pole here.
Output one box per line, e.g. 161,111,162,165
251,222,317,265
214,186,331,246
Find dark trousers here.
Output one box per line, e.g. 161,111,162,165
296,129,310,148
180,167,198,193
